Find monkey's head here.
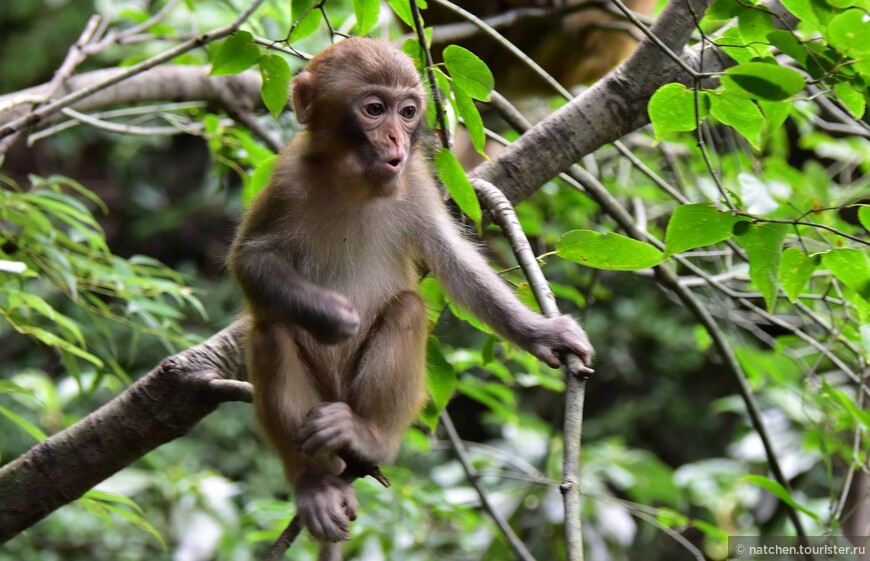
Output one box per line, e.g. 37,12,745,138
292,38,426,191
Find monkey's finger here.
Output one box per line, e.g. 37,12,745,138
531,344,561,369
343,488,359,521
324,502,352,541
563,340,594,366
300,426,347,453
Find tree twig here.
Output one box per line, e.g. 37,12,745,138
440,411,537,561
473,178,591,561
0,0,267,142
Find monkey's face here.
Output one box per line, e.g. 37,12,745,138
351,88,423,185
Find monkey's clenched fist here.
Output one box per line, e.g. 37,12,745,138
525,315,594,369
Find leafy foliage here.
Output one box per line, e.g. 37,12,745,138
1,0,869,559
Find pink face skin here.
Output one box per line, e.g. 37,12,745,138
358,90,421,181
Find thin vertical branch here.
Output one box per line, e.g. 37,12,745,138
409,0,451,149
441,412,537,561
473,178,592,561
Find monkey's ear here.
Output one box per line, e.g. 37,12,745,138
292,71,314,124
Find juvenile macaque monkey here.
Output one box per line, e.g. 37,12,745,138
227,37,593,558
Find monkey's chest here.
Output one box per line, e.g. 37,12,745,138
291,231,419,384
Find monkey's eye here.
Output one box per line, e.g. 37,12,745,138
364,102,386,117
400,105,418,120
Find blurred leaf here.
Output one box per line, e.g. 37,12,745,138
767,30,807,66
833,82,866,119
557,230,663,271
778,0,824,29
353,0,380,34
648,83,708,139
0,405,47,442
243,154,277,207
859,206,870,231
664,203,745,256
779,247,819,303
387,0,414,26
434,149,482,227
210,31,261,76
259,54,291,119
452,85,487,158
290,0,322,41
827,9,870,56
734,222,788,312
710,89,764,149
443,45,494,101
421,337,456,432
722,61,806,101
821,380,870,430
741,475,820,520
822,248,870,303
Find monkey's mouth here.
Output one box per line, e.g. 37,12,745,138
382,158,404,174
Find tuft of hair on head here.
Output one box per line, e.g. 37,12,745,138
309,38,421,91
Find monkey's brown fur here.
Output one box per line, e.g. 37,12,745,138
228,38,593,560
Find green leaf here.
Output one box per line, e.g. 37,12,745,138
693,520,729,541
722,61,806,101
738,9,774,49
779,247,819,303
833,82,866,119
443,45,494,101
210,31,261,76
716,27,758,63
83,490,147,516
452,83,487,157
557,230,664,271
709,90,765,150
290,0,322,41
827,9,870,56
741,475,820,520
243,154,277,207
420,337,456,432
822,248,870,302
353,0,380,34
99,502,167,548
434,149,482,226
648,83,708,140
821,380,870,430
778,0,824,30
757,98,792,134
0,405,47,442
734,222,788,312
858,205,870,231
663,203,745,257
767,30,807,66
259,54,291,119
706,0,743,20
387,0,414,26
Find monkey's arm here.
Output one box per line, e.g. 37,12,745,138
419,207,594,368
228,244,360,344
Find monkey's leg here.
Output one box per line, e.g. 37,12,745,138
248,320,326,479
299,291,429,465
248,321,355,544
318,542,343,561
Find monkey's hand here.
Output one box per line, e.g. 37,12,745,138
299,402,356,456
295,472,358,542
301,292,360,345
525,315,594,369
